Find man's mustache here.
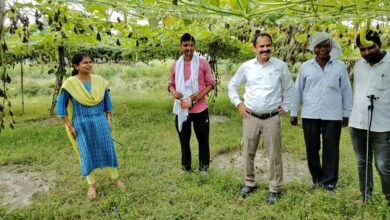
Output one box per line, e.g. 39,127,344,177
260,50,271,54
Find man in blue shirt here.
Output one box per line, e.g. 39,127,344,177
290,32,353,192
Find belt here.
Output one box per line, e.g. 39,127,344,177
250,110,279,120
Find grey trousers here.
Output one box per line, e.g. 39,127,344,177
350,127,390,201
243,114,283,193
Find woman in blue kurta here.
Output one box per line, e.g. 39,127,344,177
56,52,125,199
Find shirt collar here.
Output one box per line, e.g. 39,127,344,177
253,57,274,65
309,57,335,65
381,51,390,63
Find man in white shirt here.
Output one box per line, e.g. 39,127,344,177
290,32,352,192
349,30,390,204
228,33,295,204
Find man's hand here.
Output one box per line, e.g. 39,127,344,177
190,92,201,102
342,117,349,127
190,85,213,103
237,103,251,118
170,88,183,99
290,117,298,126
277,106,286,116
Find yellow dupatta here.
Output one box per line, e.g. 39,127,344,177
60,74,108,160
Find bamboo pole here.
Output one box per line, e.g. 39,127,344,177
20,57,24,114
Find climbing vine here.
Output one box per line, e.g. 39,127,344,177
1,0,390,133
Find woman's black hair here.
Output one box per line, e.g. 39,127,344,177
71,52,91,76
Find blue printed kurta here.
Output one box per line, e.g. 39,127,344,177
56,82,118,176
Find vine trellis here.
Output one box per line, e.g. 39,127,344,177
1,0,390,133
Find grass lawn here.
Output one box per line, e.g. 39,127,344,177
0,62,389,219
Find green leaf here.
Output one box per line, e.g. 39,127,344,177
225,0,239,9
209,0,220,7
183,19,192,26
12,2,35,8
245,0,253,14
294,33,308,44
149,17,159,28
85,4,107,15
267,14,280,24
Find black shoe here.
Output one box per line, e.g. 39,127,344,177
182,166,192,172
267,192,280,204
323,184,335,194
199,165,209,172
311,182,320,189
240,186,256,198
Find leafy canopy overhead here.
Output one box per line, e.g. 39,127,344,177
0,0,389,132
2,0,389,63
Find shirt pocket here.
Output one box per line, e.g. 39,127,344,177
264,71,280,89
303,74,315,87
373,73,386,91
326,73,341,89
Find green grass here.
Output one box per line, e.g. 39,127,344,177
1,62,389,219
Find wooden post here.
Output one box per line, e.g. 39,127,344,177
20,57,24,114
0,0,6,133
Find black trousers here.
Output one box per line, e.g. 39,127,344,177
302,119,342,189
175,109,210,171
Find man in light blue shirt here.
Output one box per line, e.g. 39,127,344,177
290,32,352,192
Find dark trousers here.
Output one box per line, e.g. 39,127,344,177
302,119,342,189
350,127,390,201
175,109,210,171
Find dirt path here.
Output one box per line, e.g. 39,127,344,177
210,115,229,124
0,165,55,211
213,148,310,183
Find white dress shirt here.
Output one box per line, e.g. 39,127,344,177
349,52,390,132
228,57,295,114
290,58,353,120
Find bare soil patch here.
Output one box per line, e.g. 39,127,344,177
210,115,229,124
0,165,55,211
213,148,310,183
